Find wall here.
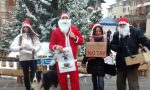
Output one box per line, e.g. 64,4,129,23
146,13,150,37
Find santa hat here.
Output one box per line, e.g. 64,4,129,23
60,13,69,19
21,20,38,36
91,23,102,31
118,17,129,24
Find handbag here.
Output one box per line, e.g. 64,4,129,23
104,55,116,76
104,35,116,76
78,65,87,74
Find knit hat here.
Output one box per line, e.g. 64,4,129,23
60,13,69,19
21,20,38,36
118,17,129,24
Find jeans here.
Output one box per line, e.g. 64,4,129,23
92,74,104,90
20,60,37,90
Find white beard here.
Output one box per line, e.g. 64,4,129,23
118,23,130,37
58,19,71,34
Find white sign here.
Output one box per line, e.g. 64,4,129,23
57,47,76,73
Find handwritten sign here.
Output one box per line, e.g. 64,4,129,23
86,42,107,57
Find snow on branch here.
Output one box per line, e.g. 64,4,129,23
25,7,38,21
41,0,51,5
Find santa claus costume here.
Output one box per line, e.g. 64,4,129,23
110,17,150,90
49,13,83,90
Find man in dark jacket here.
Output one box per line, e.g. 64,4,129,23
110,17,150,90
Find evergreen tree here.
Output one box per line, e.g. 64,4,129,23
62,0,104,55
1,0,105,55
14,0,61,41
0,21,18,53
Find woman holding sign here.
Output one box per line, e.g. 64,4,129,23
82,24,108,90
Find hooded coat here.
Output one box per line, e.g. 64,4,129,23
10,20,41,61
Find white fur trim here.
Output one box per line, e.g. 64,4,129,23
21,24,39,36
118,21,127,24
92,24,102,31
74,36,79,43
52,45,57,50
61,13,69,18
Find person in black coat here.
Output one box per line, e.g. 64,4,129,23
110,17,150,90
82,24,109,90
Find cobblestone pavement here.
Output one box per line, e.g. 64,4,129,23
0,70,150,90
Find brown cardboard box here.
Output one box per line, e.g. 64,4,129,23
125,54,144,66
86,42,107,57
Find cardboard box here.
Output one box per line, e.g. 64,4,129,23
86,42,107,57
125,54,144,66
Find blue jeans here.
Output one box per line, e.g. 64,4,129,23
92,74,104,90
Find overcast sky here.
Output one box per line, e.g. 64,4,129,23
102,0,116,18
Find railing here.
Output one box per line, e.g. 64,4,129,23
0,52,48,84
0,52,23,83
0,52,87,84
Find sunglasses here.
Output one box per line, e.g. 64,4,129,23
119,24,126,26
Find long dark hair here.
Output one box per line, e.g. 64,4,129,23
92,26,104,42
92,26,103,35
22,26,36,44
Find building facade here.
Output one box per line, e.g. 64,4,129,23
107,0,150,33
108,0,150,19
0,0,15,25
0,0,15,46
108,0,137,19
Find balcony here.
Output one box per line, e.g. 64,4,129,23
136,0,150,15
137,0,150,7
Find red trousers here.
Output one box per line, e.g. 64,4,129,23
56,62,80,90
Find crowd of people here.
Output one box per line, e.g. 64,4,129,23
10,12,150,90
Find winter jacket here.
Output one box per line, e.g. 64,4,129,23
10,33,41,61
49,25,83,59
82,57,105,76
110,26,150,70
82,36,109,76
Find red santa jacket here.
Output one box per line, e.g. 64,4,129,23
49,25,83,59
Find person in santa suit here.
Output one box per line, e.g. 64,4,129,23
10,20,41,90
49,13,83,90
110,17,150,90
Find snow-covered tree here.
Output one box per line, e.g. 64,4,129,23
0,0,60,52
0,21,18,53
14,0,61,41
62,0,105,55
1,0,105,55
